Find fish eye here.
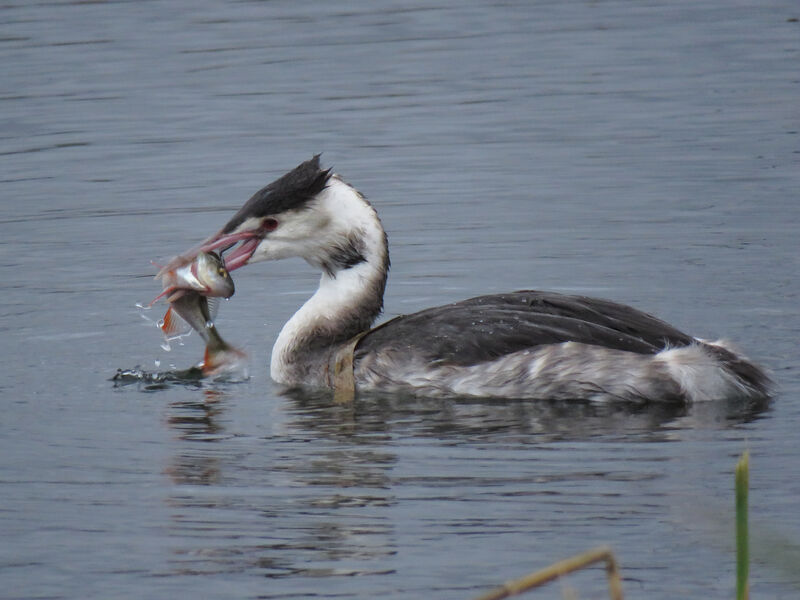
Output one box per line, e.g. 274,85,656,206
218,267,227,277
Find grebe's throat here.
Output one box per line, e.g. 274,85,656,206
270,177,389,384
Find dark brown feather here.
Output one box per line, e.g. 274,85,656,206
356,291,695,367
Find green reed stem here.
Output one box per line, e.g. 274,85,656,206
736,451,749,600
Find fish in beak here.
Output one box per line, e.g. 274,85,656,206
158,155,330,275
148,250,235,307
155,225,266,278
194,228,265,272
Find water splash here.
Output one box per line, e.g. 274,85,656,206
136,301,192,351
111,365,204,388
137,303,160,326
111,364,250,390
129,302,248,387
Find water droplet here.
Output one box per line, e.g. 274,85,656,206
154,359,161,368
205,320,214,329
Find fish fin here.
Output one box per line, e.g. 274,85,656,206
166,289,187,303
160,306,192,340
201,344,248,376
206,296,221,321
147,287,173,307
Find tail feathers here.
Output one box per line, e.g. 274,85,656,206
701,340,772,398
657,341,772,402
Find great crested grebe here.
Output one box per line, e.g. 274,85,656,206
170,155,770,402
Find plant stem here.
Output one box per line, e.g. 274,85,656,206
736,451,750,600
471,546,623,600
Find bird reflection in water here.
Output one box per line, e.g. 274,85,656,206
160,388,769,581
279,387,770,442
163,387,397,580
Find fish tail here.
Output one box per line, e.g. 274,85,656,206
203,345,213,371
201,342,247,376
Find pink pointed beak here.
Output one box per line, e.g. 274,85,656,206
157,228,263,277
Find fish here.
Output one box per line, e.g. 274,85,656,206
142,251,245,376
160,292,246,376
149,251,235,305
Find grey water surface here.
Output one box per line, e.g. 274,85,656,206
2,1,799,598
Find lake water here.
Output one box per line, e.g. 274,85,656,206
2,1,799,598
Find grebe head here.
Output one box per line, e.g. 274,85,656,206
182,155,388,281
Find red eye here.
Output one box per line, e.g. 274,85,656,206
262,218,279,232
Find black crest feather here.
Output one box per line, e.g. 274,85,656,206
222,155,331,233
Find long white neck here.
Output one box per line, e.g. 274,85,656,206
270,177,389,385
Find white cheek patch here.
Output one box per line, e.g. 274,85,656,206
232,216,263,234
277,207,329,237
